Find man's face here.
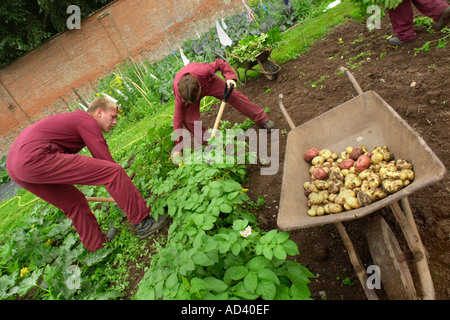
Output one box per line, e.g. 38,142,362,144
96,108,118,133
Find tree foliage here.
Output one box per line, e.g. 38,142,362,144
0,0,113,68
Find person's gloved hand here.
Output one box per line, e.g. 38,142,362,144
226,79,236,89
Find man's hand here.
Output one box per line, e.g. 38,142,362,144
226,79,236,89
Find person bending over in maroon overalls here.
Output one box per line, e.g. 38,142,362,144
6,97,169,252
387,0,450,45
172,58,275,155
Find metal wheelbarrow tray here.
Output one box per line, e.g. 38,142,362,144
277,67,446,300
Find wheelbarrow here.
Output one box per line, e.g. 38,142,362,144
230,49,281,85
277,67,446,300
213,49,281,85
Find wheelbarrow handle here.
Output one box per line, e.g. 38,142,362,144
340,67,363,95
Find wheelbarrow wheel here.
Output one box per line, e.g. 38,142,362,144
366,214,417,300
261,59,279,80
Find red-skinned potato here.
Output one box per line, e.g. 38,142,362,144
339,158,354,170
349,147,364,161
304,148,319,162
312,167,328,180
355,155,371,172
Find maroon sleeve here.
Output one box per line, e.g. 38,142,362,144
78,119,114,162
211,58,237,82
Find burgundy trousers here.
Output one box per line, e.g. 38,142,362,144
7,143,150,252
182,75,269,146
388,0,449,41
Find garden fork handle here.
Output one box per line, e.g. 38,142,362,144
277,94,296,131
211,83,234,138
86,196,116,203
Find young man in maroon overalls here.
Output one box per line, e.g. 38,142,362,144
172,58,275,152
6,97,169,252
388,0,450,45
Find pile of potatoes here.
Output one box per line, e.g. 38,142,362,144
303,145,415,216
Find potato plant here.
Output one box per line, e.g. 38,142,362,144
136,137,315,300
303,146,415,216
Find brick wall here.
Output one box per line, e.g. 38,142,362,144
0,0,242,156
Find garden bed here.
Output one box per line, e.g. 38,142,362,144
200,15,449,300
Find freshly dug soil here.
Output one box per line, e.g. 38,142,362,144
200,15,449,300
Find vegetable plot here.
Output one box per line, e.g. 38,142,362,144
136,137,315,300
303,146,415,216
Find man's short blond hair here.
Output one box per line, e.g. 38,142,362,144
87,97,120,113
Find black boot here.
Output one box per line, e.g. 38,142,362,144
435,7,450,31
106,228,119,243
134,215,169,238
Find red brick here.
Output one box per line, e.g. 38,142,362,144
0,0,242,156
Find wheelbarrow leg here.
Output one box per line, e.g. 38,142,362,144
390,198,435,300
366,214,417,300
334,222,379,300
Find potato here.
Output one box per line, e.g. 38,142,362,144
312,167,328,180
319,149,333,159
367,173,381,188
314,179,329,190
349,147,364,161
304,145,415,216
316,206,325,216
402,169,414,181
328,203,343,214
329,168,344,181
382,151,392,161
334,194,346,206
304,181,319,194
344,173,362,189
359,187,388,205
311,156,325,166
360,180,370,192
396,159,413,170
328,180,343,194
357,190,372,206
382,179,404,194
371,152,384,165
338,188,355,200
304,147,319,162
328,193,337,203
358,170,372,180
308,205,318,216
372,188,388,201
355,154,371,172
308,192,325,205
339,158,354,170
324,203,343,214
345,196,361,209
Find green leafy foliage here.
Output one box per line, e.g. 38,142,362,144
0,0,114,67
350,0,402,10
0,156,10,185
1,0,348,300
135,137,314,300
227,27,283,65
